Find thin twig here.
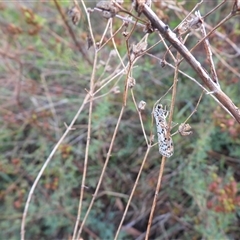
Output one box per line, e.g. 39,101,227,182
96,50,117,83
131,89,149,145
109,20,126,69
145,156,166,240
97,22,124,52
174,0,204,32
53,0,92,65
167,59,179,139
72,0,96,239
198,11,219,86
187,11,237,59
171,90,205,137
211,47,240,78
96,66,127,94
183,91,204,124
202,0,228,19
123,60,133,106
158,33,176,62
114,146,152,240
93,7,146,28
98,19,112,47
145,46,180,240
178,1,240,57
20,94,90,240
145,51,234,118
76,106,125,239
41,74,61,140
123,34,149,106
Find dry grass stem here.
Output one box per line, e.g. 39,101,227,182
114,146,152,240
21,94,90,240
145,156,166,240
76,106,125,239
72,0,96,238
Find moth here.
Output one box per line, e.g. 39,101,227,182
153,104,174,158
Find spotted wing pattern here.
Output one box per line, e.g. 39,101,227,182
153,104,174,158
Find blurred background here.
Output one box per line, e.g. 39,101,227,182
0,1,240,239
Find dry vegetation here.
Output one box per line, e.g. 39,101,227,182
1,1,240,239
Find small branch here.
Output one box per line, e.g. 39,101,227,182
93,7,146,28
145,156,166,240
109,20,126,69
141,4,240,123
171,91,204,137
53,0,92,65
174,0,204,32
72,0,97,239
167,57,179,138
146,52,235,118
202,0,227,19
76,106,125,238
114,146,152,240
131,90,149,145
183,91,204,124
145,45,180,240
188,11,236,59
198,11,220,86
21,94,90,240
